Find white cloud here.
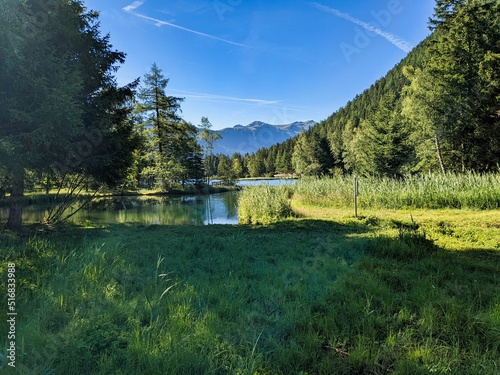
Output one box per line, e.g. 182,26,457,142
122,1,248,48
122,1,144,12
312,2,413,53
170,90,280,106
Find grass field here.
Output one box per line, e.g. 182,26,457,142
0,174,499,374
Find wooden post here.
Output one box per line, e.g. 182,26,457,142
354,177,359,218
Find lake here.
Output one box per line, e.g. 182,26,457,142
1,179,296,225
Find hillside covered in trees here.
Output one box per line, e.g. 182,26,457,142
238,0,500,178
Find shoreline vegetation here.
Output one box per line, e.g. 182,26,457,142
237,172,500,225
1,174,499,374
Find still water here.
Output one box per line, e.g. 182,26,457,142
1,179,296,225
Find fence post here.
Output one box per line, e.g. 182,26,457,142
354,177,359,218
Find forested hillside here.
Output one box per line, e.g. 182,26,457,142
240,0,500,177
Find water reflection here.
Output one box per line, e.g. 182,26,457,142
0,179,297,226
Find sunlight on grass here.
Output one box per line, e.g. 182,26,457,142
1,217,498,374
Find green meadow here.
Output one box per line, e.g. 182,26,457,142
1,174,500,374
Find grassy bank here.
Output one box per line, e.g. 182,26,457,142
1,214,499,374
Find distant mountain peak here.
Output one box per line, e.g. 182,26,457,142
212,120,316,155
246,121,268,128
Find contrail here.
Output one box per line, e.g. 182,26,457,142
122,1,248,48
169,89,281,106
169,89,308,112
312,2,413,53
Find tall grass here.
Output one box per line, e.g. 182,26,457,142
1,222,498,374
294,173,500,210
238,184,293,224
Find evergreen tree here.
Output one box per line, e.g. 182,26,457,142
352,94,412,177
402,66,449,173
292,132,333,176
248,153,266,177
137,64,202,190
138,63,183,155
217,154,235,183
424,0,500,171
231,153,244,178
198,117,222,184
0,0,139,229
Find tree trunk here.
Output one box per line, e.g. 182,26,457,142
45,174,51,195
5,167,24,230
434,133,446,174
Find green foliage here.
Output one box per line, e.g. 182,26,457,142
248,0,500,178
199,117,223,183
231,153,245,179
292,132,334,177
136,65,203,190
406,0,500,172
0,0,140,228
247,154,267,178
238,185,293,224
294,173,500,210
217,154,236,183
242,138,295,178
345,94,413,177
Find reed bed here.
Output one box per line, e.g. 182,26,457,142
238,184,293,224
294,173,500,210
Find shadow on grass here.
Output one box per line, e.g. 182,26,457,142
0,220,499,374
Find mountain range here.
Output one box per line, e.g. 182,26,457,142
212,120,316,155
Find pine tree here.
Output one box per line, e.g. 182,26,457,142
0,0,139,229
292,132,333,176
217,154,235,183
248,153,266,177
138,63,183,155
231,153,244,178
425,0,500,171
402,66,449,173
198,117,222,184
137,64,203,190
353,94,412,177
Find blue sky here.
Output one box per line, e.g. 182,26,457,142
83,0,435,130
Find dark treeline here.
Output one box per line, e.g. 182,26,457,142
207,138,296,181
241,0,500,178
